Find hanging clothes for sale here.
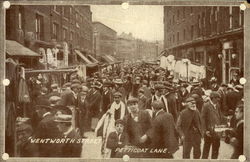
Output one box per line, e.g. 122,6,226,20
18,77,31,103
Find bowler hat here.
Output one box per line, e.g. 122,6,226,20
54,105,72,115
71,79,81,84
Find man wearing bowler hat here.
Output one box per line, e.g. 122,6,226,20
102,81,114,114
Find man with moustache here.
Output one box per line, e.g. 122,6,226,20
176,97,202,159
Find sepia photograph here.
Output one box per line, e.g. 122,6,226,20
1,1,248,161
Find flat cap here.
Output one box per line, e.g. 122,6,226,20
16,123,33,132
113,92,122,97
81,86,89,92
210,91,221,98
71,79,81,84
154,85,166,90
138,88,144,93
51,83,58,89
54,105,72,115
63,82,71,88
115,119,125,126
151,100,164,110
49,96,61,103
71,83,81,89
127,97,139,105
54,114,72,123
185,97,196,102
41,87,48,93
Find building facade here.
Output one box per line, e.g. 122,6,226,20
93,22,117,60
6,5,93,69
164,6,244,83
116,32,136,61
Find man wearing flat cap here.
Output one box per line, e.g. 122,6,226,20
147,100,179,158
34,105,65,157
176,97,202,159
201,91,224,159
55,114,82,157
138,88,147,110
145,85,167,111
60,83,80,107
124,97,152,152
16,123,39,157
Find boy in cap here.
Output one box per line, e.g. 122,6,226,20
125,97,152,149
48,83,60,98
106,119,127,158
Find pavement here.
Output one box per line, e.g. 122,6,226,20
81,131,234,159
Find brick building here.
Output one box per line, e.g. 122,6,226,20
6,5,93,69
93,22,117,61
164,6,244,83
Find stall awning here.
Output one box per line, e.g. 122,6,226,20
107,55,122,64
75,50,93,64
6,40,41,57
88,55,99,64
101,55,114,64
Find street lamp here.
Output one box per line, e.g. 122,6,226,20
182,58,190,82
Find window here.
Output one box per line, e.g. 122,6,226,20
53,5,60,14
190,7,193,14
197,15,201,36
52,23,59,40
191,25,194,40
35,14,44,40
63,28,67,40
177,32,179,43
18,11,22,29
183,29,186,40
173,34,175,43
183,7,185,18
173,15,175,24
70,31,73,41
177,10,180,20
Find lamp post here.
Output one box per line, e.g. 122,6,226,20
182,58,190,82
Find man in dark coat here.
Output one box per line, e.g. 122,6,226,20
34,105,66,157
35,87,50,106
55,114,82,157
60,83,80,107
125,98,152,150
201,91,224,159
176,97,203,159
164,88,178,122
217,83,228,115
86,82,102,130
145,85,166,110
16,123,39,157
102,81,113,113
47,83,61,98
138,88,147,110
147,100,179,158
226,87,241,114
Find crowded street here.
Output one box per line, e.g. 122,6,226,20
5,5,244,160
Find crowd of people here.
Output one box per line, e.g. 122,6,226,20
16,63,244,159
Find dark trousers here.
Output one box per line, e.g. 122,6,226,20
183,133,201,159
202,134,220,159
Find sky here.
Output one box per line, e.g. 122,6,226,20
90,5,164,42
